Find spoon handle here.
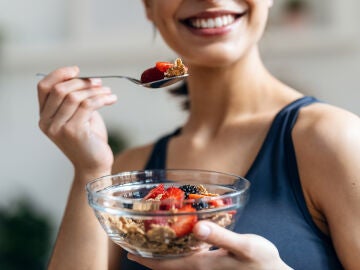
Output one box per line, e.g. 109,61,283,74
36,73,142,83
36,73,188,89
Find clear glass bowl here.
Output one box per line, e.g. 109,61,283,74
86,169,250,258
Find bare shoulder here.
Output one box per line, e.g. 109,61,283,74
293,102,360,160
292,101,360,187
112,143,154,173
294,103,360,143
293,102,360,269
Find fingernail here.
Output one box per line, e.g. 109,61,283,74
196,223,211,240
101,87,111,92
72,66,79,74
90,78,102,86
107,94,117,102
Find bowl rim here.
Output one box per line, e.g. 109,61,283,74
86,169,250,214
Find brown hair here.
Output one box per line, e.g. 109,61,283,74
169,82,190,110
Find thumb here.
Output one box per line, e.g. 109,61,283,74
193,221,269,261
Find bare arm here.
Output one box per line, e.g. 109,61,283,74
37,66,118,269
294,104,360,270
48,171,110,269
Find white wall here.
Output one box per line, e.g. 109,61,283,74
0,0,187,231
0,0,359,238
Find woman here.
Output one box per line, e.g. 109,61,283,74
37,0,360,269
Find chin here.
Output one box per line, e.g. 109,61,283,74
180,43,256,69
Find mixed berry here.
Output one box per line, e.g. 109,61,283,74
140,58,188,83
142,184,229,237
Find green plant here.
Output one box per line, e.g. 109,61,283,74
108,130,130,155
0,198,52,270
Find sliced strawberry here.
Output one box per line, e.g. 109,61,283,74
221,197,236,214
144,184,165,200
160,187,185,210
161,187,185,200
140,67,165,83
144,214,168,232
170,205,197,237
209,198,225,208
156,62,174,72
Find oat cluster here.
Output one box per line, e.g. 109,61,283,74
164,58,188,77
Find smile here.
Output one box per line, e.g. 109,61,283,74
181,12,247,30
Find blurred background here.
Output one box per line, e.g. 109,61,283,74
0,0,359,268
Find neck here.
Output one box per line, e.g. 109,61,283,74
183,47,280,134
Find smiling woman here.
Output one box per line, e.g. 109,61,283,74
37,0,360,270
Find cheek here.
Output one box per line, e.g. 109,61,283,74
151,3,178,38
151,1,178,24
246,0,272,20
151,5,184,50
247,0,270,37
246,0,272,6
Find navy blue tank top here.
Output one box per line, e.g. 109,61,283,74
120,96,343,269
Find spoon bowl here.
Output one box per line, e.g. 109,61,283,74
36,73,189,89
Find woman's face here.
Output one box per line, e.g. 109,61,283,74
143,0,272,68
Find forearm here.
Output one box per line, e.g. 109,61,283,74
48,171,110,270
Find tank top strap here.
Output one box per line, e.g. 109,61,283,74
270,95,319,137
281,96,325,238
243,95,326,240
245,96,319,180
280,96,319,137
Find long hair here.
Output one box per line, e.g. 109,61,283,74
169,82,190,110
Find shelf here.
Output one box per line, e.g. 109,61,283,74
260,26,359,57
0,39,176,73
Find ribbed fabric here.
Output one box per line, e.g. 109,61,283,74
120,96,343,269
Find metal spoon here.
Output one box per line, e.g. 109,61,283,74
36,73,189,89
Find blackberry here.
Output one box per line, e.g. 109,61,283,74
179,184,199,198
192,200,209,210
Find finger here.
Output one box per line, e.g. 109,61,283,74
43,87,112,135
40,77,102,118
66,94,117,127
37,66,80,111
193,221,259,261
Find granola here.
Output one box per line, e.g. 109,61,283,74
103,211,232,256
102,184,235,257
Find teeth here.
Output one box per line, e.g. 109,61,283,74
190,15,236,29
